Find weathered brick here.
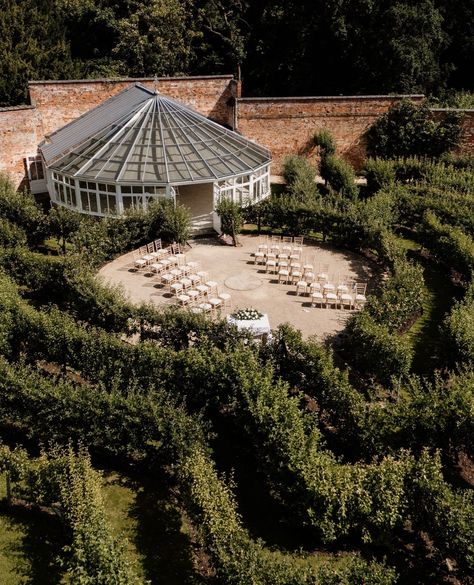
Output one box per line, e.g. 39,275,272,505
1,77,474,190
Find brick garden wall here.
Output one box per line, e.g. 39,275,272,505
0,75,237,188
0,105,43,189
236,95,426,172
2,75,474,190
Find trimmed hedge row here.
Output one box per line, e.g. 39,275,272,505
0,445,142,584
180,445,397,585
0,358,396,584
444,283,474,367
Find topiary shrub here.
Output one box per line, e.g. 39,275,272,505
313,128,336,157
320,154,359,199
282,155,317,202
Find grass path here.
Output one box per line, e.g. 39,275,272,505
0,470,204,585
396,236,461,376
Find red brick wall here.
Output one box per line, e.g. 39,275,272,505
236,95,425,172
29,75,237,139
459,111,474,155
1,76,237,188
2,77,474,191
0,105,43,188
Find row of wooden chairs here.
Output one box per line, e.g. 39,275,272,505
133,240,184,270
175,280,232,316
270,261,331,282
303,282,368,310
256,235,304,258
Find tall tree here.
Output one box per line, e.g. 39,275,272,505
0,0,76,106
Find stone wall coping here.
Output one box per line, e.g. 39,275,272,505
28,75,235,86
238,94,425,103
0,104,36,112
431,107,474,113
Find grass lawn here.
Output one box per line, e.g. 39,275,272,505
395,235,462,375
94,471,205,585
0,474,65,585
0,470,204,585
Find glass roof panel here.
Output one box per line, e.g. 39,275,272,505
46,89,271,184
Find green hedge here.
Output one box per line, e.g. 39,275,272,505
0,445,142,584
444,283,474,367
344,311,413,386
422,211,474,280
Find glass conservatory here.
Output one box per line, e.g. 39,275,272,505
40,83,271,232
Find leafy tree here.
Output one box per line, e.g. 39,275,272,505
215,196,243,245
47,205,82,254
0,0,77,106
366,100,463,159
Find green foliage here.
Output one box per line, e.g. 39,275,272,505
0,0,78,106
367,259,425,332
215,196,243,245
344,311,413,386
0,218,27,247
312,128,336,157
422,211,474,280
282,155,318,202
47,204,83,254
0,444,142,584
364,158,396,195
366,100,463,159
3,0,474,107
148,198,190,245
0,174,47,246
320,155,359,199
180,445,397,585
444,283,474,367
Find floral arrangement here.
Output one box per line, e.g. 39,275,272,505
232,308,263,320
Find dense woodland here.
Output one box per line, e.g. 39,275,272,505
1,0,474,106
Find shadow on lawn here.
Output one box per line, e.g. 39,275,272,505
0,500,64,584
128,476,206,585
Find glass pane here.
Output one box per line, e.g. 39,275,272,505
89,193,98,212
99,193,108,214
81,191,89,211
107,194,116,214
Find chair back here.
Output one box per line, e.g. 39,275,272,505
154,238,162,250
293,236,304,246
356,282,367,295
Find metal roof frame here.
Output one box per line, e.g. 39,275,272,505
41,84,270,185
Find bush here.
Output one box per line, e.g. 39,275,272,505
367,258,425,332
444,283,474,367
0,173,48,246
320,154,359,199
0,218,27,247
422,211,474,280
313,128,336,157
0,445,141,584
366,100,463,159
148,198,190,245
345,311,413,385
364,158,396,195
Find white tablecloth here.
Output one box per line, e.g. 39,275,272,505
227,314,271,337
